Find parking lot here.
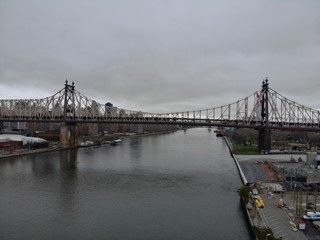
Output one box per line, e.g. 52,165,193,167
259,192,307,240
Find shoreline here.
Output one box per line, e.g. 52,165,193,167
224,137,310,240
224,136,248,185
224,136,254,238
0,130,178,160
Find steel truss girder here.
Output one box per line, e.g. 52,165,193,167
1,84,320,131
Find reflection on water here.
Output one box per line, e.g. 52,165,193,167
60,149,77,171
0,128,250,240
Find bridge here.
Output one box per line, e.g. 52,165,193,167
1,79,320,150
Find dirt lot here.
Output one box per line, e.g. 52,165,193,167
257,162,282,181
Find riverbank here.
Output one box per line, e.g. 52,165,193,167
225,136,256,239
0,130,179,160
224,137,311,240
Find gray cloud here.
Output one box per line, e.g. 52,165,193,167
1,0,319,112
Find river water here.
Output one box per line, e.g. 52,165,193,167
0,128,250,240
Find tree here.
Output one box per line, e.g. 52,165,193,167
238,185,251,204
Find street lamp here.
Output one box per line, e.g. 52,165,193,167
266,233,271,240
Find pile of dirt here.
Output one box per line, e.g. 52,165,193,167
257,162,282,181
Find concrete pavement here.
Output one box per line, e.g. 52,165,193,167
234,154,316,240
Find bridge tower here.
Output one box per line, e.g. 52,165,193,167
258,79,272,153
60,80,79,148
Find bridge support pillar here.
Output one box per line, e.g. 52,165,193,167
60,123,79,148
258,128,271,153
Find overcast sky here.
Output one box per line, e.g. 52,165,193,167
1,0,319,113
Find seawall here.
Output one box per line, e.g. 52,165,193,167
223,136,255,239
224,137,248,184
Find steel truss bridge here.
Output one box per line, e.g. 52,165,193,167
1,79,319,150
0,79,319,132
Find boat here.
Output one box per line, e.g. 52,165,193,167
215,127,224,137
216,131,224,137
111,139,122,146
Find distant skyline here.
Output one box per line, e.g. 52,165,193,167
1,0,319,113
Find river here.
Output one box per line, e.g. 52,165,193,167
0,128,250,240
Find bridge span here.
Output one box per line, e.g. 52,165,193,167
1,79,320,149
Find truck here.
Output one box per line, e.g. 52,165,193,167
254,195,265,208
294,217,306,230
303,211,320,221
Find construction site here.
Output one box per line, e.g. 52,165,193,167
236,153,320,240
